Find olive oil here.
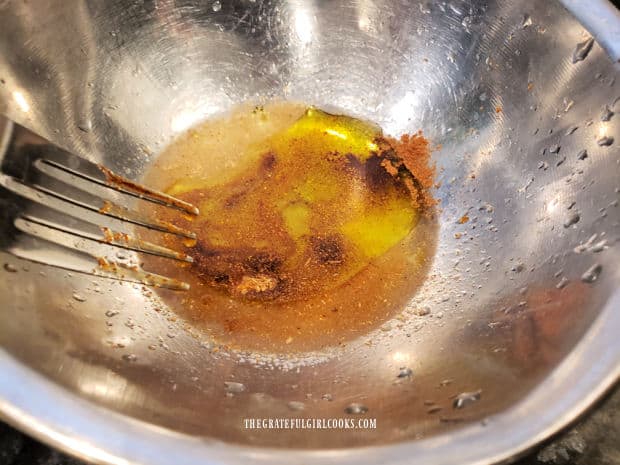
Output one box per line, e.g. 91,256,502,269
142,102,437,352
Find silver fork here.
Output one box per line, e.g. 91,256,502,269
0,119,198,290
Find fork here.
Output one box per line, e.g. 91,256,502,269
0,119,198,290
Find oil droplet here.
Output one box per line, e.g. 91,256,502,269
287,401,305,411
122,354,137,362
345,403,368,414
105,309,119,317
322,393,333,401
581,264,602,283
453,390,481,409
572,37,595,63
3,263,17,273
224,381,246,394
556,277,569,289
397,367,413,378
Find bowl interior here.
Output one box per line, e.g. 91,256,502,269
0,0,619,453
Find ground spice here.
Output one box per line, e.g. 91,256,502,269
376,132,437,213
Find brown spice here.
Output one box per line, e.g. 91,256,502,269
376,132,437,212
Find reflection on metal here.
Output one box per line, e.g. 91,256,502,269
0,0,618,464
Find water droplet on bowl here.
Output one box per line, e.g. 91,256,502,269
563,212,580,228
288,401,305,411
224,381,246,394
77,121,92,133
122,354,137,362
581,264,602,283
212,0,221,11
521,14,532,29
572,37,594,63
105,309,119,317
397,367,413,378
3,263,18,273
565,126,579,136
597,136,614,147
601,105,614,122
453,390,481,409
345,403,368,414
590,240,608,253
72,292,86,302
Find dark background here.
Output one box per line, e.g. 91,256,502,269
1,0,619,464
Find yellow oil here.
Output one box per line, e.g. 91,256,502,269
142,102,437,352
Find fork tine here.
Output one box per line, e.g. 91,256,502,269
35,153,199,216
0,174,193,261
11,217,189,290
1,172,196,239
1,123,197,290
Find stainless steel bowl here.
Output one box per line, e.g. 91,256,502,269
0,1,619,464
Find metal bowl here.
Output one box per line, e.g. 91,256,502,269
0,0,619,464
